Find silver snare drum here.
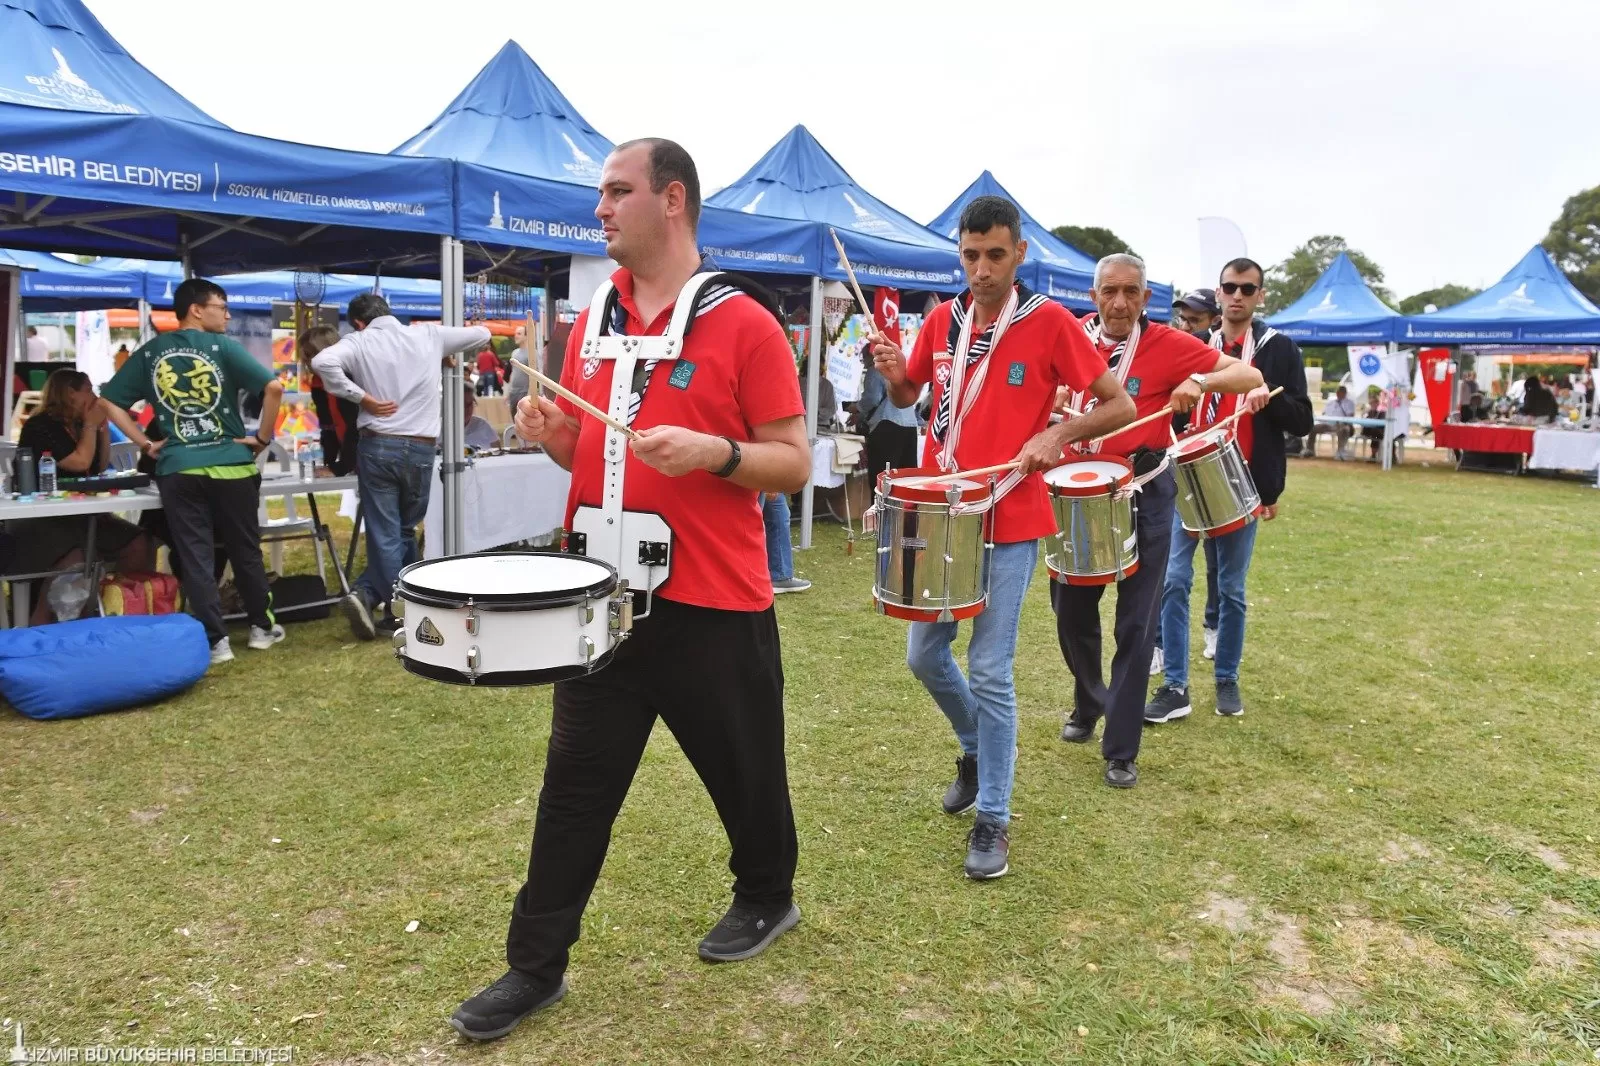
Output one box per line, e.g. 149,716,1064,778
393,552,632,686
1043,457,1139,585
1172,428,1262,538
872,468,994,623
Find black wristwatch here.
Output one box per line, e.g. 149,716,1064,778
712,436,742,478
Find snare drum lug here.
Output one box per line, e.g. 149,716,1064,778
937,608,955,623
578,635,596,665
391,628,406,657
465,608,479,636
466,646,481,676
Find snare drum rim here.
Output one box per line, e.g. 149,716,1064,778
399,644,620,687
878,466,993,505
1043,456,1133,498
395,551,618,612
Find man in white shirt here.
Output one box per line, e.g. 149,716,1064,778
25,325,48,362
1309,384,1357,458
504,324,530,416
311,293,490,637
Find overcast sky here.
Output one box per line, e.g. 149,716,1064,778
94,0,1599,299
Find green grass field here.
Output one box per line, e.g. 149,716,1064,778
3,460,1598,1065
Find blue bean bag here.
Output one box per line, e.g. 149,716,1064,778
0,614,211,720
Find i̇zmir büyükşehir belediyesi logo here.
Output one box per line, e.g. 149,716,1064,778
1,47,139,114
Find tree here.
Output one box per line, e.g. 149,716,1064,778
1398,284,1480,316
1543,184,1600,303
1264,235,1392,315
1051,225,1137,262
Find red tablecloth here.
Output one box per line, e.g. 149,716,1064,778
1433,423,1535,455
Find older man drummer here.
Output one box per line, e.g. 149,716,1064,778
1052,254,1262,789
871,195,1134,881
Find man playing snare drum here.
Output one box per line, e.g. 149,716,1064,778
871,195,1134,881
1053,254,1262,787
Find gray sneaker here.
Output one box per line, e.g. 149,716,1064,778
1215,679,1244,717
772,577,812,594
342,592,377,641
964,814,1009,880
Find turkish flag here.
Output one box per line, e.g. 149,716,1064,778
873,287,901,347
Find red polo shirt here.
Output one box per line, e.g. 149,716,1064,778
1085,320,1219,457
907,295,1107,543
556,269,803,611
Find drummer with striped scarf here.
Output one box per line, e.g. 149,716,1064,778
1053,254,1262,790
870,195,1135,881
1146,258,1312,724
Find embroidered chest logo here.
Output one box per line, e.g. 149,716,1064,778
668,361,697,390
934,358,952,386
1126,377,1142,397
1007,362,1026,386
582,357,601,380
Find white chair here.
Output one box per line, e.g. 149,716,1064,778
107,441,139,472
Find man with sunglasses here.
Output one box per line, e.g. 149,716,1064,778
1054,254,1261,789
1147,258,1313,723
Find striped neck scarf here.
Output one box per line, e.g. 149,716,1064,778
1196,319,1275,427
607,282,741,426
1075,313,1144,454
929,283,1047,469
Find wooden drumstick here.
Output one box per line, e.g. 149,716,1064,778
510,358,640,442
828,228,878,326
1214,385,1285,428
904,461,1022,487
1086,404,1175,445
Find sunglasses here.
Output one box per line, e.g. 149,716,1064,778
1219,282,1260,296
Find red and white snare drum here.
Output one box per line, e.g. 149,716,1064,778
871,467,995,622
1043,457,1139,585
1172,427,1262,538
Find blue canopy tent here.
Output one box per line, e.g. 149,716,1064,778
7,247,142,309
1266,252,1401,344
1400,245,1600,345
927,171,1172,321
105,257,453,317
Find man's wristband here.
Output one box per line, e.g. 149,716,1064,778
712,436,742,478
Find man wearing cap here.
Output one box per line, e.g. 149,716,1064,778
1174,289,1220,337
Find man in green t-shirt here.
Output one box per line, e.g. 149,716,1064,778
102,278,286,665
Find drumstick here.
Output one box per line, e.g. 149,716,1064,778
1213,385,1285,428
1086,405,1175,445
905,461,1021,487
828,228,877,326
510,358,640,442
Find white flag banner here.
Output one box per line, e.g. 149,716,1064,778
74,310,113,388
1197,217,1248,281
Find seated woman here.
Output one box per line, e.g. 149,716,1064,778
7,369,158,623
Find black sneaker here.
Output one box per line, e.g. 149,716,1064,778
1105,759,1138,789
964,814,1009,880
1144,684,1192,725
450,971,568,1042
941,753,978,815
376,613,404,636
697,901,800,963
342,592,376,641
1060,713,1096,743
1215,680,1244,717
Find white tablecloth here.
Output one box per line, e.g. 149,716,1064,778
1529,429,1600,472
424,452,570,557
811,438,845,489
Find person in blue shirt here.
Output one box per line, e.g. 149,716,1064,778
855,341,922,479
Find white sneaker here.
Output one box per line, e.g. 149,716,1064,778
772,576,812,594
1202,627,1218,660
1149,645,1165,676
248,624,286,650
210,638,234,665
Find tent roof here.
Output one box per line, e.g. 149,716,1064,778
7,247,142,309
705,125,962,291
0,0,454,272
1266,253,1401,343
1401,245,1600,344
393,40,613,186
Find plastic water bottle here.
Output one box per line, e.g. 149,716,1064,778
38,452,57,496
297,439,313,481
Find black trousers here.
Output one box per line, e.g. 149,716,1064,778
1050,468,1176,763
155,472,273,644
865,421,921,480
504,596,797,988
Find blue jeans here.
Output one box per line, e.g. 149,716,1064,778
355,434,435,609
761,492,793,582
1153,538,1218,647
906,539,1037,825
1161,514,1258,686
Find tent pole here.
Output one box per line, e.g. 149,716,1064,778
4,268,19,433
137,297,152,345
799,276,822,550
440,236,466,555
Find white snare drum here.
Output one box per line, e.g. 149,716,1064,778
1043,457,1139,585
392,552,632,686
1173,427,1262,538
872,467,994,622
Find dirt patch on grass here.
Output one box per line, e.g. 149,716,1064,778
129,805,167,824
1532,844,1570,873
305,907,344,927
897,1007,948,1024
1531,900,1600,971
771,981,808,1006
1257,913,1356,1018
1201,893,1252,933
1379,837,1433,863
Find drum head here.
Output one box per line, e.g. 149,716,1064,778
882,467,989,504
1044,458,1131,497
1174,429,1226,461
398,552,616,608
